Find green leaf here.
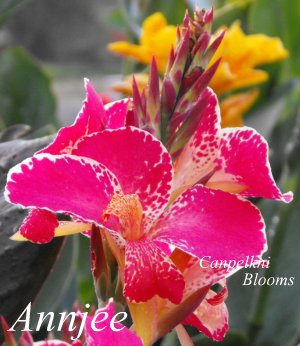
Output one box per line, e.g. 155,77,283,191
30,236,79,329
0,0,24,13
268,80,300,178
0,0,25,18
0,47,58,131
0,128,64,342
144,0,191,25
106,8,127,29
248,173,300,345
213,0,255,30
123,0,191,27
245,79,298,140
247,80,300,345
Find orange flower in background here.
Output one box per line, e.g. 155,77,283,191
112,73,149,96
108,12,177,74
220,89,259,127
210,21,289,95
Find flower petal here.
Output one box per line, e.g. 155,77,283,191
153,185,267,262
183,259,230,298
104,98,130,129
5,154,121,225
124,239,184,303
73,126,173,224
40,79,106,155
84,300,143,346
207,127,293,202
16,208,59,243
184,289,229,341
173,88,221,192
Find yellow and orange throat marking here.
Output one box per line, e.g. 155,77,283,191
103,192,144,241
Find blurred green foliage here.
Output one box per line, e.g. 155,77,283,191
0,0,26,23
0,48,57,130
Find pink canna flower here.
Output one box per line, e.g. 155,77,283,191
5,81,278,307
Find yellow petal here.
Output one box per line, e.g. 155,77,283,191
107,41,151,65
108,12,177,74
10,221,91,242
111,73,149,96
142,12,167,36
220,89,259,127
244,34,289,66
205,181,248,194
211,65,268,94
128,299,158,346
210,21,289,95
10,231,27,241
54,221,91,237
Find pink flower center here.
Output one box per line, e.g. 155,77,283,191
103,192,144,241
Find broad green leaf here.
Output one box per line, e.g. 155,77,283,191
248,173,300,345
0,0,26,23
228,82,300,345
268,81,300,179
30,236,79,329
0,47,58,131
123,0,191,27
0,0,25,14
144,0,191,24
245,79,298,140
247,80,300,345
213,0,254,29
0,129,64,342
105,8,127,30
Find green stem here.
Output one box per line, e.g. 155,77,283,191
214,0,255,20
249,169,300,339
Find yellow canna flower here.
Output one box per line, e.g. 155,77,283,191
109,15,288,127
108,12,177,74
220,89,259,127
210,21,289,95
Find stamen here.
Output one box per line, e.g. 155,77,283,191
103,192,144,240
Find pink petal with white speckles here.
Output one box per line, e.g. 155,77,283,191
40,79,106,155
104,98,130,129
5,154,121,225
124,239,185,303
153,185,267,262
18,208,59,243
184,289,229,341
84,300,143,346
73,126,173,225
182,259,230,298
207,127,293,202
173,88,221,192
